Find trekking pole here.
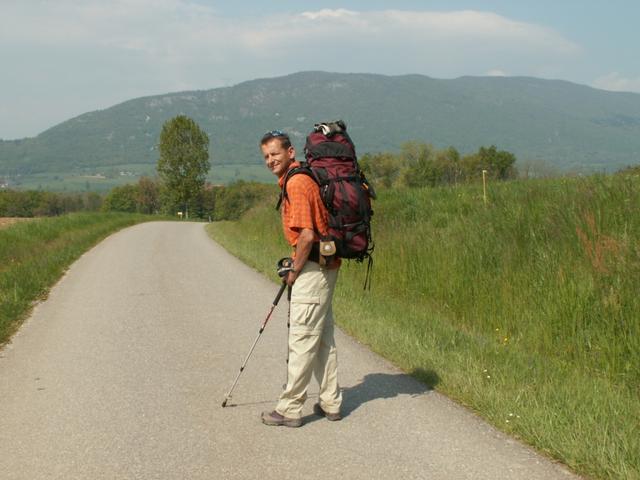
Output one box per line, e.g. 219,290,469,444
282,284,292,390
221,282,287,408
221,258,294,408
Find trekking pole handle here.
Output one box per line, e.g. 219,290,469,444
277,257,294,278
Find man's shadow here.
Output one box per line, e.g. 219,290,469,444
323,368,439,419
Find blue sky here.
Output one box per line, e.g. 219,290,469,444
1,0,639,139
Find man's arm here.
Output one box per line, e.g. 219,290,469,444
287,227,314,286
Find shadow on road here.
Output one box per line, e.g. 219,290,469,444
340,368,439,417
229,368,439,426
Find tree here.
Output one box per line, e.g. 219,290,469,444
136,176,160,214
461,145,517,181
157,115,210,218
82,192,103,211
360,152,407,188
102,184,138,212
399,141,434,168
401,144,436,188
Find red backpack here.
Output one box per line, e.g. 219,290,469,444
277,121,375,269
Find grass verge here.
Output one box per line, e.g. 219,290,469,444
0,212,158,345
206,175,639,480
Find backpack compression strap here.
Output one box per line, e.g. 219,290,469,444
274,164,317,211
305,142,355,161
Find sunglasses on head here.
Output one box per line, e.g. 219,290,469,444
260,129,291,146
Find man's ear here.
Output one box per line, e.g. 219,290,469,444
288,146,296,160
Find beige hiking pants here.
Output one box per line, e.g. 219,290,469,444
276,262,341,419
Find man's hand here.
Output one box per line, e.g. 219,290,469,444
286,270,298,287
287,228,315,286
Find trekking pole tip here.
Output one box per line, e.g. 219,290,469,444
221,399,228,408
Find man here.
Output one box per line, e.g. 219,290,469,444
259,130,342,427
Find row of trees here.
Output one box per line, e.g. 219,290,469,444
360,142,518,189
0,190,102,217
102,177,275,221
0,175,273,221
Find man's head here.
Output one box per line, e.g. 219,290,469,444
260,130,295,178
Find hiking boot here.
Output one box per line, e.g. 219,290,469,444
313,403,341,421
261,410,302,428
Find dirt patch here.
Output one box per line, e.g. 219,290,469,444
0,218,33,229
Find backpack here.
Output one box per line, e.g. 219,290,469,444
276,120,376,270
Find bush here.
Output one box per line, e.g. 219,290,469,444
0,190,103,217
102,184,138,213
101,177,161,214
210,181,276,221
361,142,518,189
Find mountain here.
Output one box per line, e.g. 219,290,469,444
2,71,640,177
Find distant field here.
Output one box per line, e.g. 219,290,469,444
6,164,272,192
213,164,273,184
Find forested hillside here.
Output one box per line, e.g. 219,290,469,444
2,72,640,178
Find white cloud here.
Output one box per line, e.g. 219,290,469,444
300,9,359,21
0,1,583,138
236,9,579,60
593,72,640,93
0,3,580,73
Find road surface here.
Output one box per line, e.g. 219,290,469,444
0,222,579,479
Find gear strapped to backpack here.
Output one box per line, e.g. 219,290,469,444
276,120,375,286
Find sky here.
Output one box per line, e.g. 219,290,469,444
1,0,639,140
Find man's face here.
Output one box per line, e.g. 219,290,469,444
261,138,295,178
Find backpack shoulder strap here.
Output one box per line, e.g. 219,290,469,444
274,163,317,210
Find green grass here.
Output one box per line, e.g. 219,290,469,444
0,212,158,345
206,174,640,480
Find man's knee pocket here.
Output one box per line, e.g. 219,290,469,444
290,295,324,334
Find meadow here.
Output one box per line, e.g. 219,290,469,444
0,212,156,345
207,174,640,480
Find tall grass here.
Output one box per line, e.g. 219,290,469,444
207,174,640,480
0,212,155,345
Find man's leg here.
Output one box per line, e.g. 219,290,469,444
276,332,321,419
313,276,342,414
273,263,334,420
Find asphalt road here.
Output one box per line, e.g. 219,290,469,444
0,222,580,479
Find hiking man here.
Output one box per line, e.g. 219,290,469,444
259,130,342,427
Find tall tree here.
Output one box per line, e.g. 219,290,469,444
157,115,210,218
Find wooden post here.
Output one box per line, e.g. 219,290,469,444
482,170,488,205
